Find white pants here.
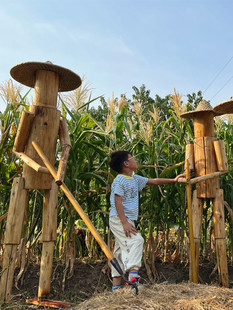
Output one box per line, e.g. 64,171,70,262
109,216,144,277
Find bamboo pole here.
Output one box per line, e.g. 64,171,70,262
32,141,114,261
190,171,227,184
185,159,198,283
178,171,227,185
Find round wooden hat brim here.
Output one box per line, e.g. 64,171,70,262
10,62,82,92
180,109,215,119
213,99,233,116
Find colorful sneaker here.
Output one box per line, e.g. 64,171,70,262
112,285,121,292
126,276,143,288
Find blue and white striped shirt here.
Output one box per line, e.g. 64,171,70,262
109,174,148,220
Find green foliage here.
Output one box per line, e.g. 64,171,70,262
0,82,232,265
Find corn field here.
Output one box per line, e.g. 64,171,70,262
0,80,233,284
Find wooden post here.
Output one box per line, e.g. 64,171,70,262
0,177,28,303
38,180,58,298
38,242,54,299
189,190,203,281
186,160,198,283
0,244,18,303
4,178,28,244
213,189,228,287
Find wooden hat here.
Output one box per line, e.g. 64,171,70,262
180,100,214,119
10,61,82,92
213,98,233,115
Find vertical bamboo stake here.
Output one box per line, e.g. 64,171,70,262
186,159,198,283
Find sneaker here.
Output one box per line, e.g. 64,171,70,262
126,276,143,288
112,285,121,292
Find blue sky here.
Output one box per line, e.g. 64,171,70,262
0,0,233,112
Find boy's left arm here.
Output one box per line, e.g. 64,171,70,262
147,173,186,185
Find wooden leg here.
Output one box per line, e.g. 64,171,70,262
213,189,229,287
38,180,58,299
38,242,55,298
189,190,203,281
0,177,28,303
0,245,18,303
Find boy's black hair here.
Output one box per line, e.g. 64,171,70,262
109,151,130,173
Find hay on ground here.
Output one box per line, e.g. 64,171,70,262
74,282,233,310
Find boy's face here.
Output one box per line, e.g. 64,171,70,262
124,154,138,171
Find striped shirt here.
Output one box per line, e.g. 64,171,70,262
109,174,148,220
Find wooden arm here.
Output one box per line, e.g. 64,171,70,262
13,110,35,152
178,171,228,184
14,151,50,174
56,118,71,185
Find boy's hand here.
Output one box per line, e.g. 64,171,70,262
122,221,137,238
174,173,186,182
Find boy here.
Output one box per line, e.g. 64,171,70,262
109,151,185,291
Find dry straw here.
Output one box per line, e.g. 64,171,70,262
75,283,233,310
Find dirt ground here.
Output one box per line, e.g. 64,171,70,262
5,258,233,309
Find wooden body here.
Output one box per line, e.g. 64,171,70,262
194,137,219,198
23,106,60,189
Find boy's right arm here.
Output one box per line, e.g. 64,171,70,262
115,194,137,238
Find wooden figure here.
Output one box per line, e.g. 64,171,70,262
0,61,81,303
180,99,233,287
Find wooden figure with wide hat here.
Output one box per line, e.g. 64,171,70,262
0,61,82,303
180,98,233,287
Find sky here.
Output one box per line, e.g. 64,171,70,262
0,0,233,112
